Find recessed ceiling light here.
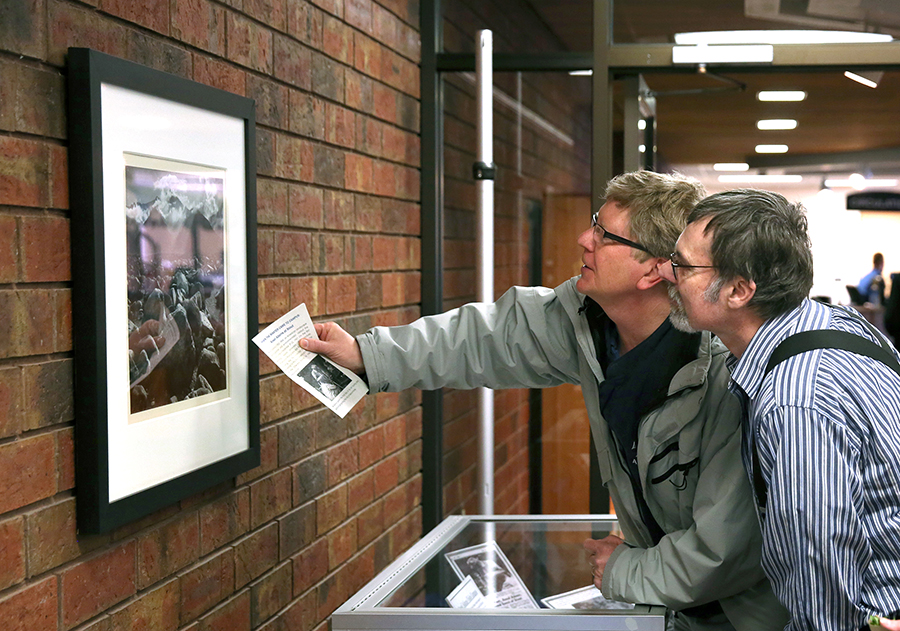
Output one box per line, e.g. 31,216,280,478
568,69,592,76
718,175,803,183
755,144,789,153
638,119,646,131
713,163,750,171
672,44,773,64
674,30,893,45
757,90,807,102
757,119,797,130
844,70,883,88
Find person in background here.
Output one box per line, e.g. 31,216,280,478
660,188,900,631
300,171,787,631
859,252,885,304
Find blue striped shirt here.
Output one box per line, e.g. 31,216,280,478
727,298,900,631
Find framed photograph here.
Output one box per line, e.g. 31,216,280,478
540,585,635,610
445,541,539,609
66,48,259,533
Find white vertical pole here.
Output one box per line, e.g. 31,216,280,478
475,29,495,516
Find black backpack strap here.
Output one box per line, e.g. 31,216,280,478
752,325,900,509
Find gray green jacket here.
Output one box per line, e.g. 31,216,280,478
357,279,788,631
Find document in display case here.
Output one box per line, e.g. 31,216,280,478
331,514,667,631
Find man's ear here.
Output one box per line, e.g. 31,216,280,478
636,257,668,290
725,276,757,309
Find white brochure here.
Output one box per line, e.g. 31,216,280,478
445,541,539,609
446,575,486,609
541,585,635,610
252,303,368,418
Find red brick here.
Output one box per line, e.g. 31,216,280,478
258,230,274,276
275,135,314,182
327,520,357,569
22,359,73,431
227,12,273,73
346,470,374,514
102,0,169,34
291,276,326,318
274,231,312,275
180,548,235,624
244,0,286,30
257,178,288,225
0,366,23,438
315,233,344,273
199,488,250,555
172,0,226,54
250,468,293,529
193,54,245,95
289,91,325,140
279,502,316,558
383,415,407,453
372,160,396,197
0,0,44,59
248,75,288,128
357,426,384,468
381,484,407,528
373,455,399,498
288,183,324,228
235,522,278,588
354,195,382,232
281,591,316,631
325,103,356,149
0,137,49,208
48,2,129,65
345,0,373,33
326,439,358,486
344,152,372,193
405,271,421,303
26,498,100,577
345,70,374,112
287,0,324,48
316,564,350,619
0,215,17,283
354,32,381,77
274,34,312,90
356,502,383,547
373,83,397,124
348,236,374,272
237,425,278,485
61,541,136,628
293,538,328,595
258,278,290,324
0,516,25,591
55,427,74,491
250,562,291,627
356,116,384,157
380,273,403,307
371,4,398,49
0,576,57,631
310,0,342,18
316,484,347,534
326,275,357,315
54,289,72,352
323,15,353,64
371,237,396,271
138,512,200,589
0,433,55,513
106,578,180,631
197,591,250,631
322,191,353,232
259,373,292,425
376,391,400,422
49,145,68,210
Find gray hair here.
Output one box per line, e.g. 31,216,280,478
687,189,813,320
605,170,706,260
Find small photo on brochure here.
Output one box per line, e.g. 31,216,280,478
540,585,635,610
298,355,351,401
444,541,539,609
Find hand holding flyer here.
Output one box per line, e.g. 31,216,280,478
252,304,368,418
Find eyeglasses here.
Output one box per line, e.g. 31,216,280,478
667,252,717,280
591,212,649,253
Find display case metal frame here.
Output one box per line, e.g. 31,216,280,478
332,514,666,631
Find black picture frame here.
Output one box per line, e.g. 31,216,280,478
67,48,259,534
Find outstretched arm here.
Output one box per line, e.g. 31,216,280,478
299,322,365,374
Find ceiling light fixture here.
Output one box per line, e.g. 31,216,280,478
713,163,750,171
755,144,789,153
825,174,899,189
672,44,774,64
844,70,884,88
757,90,807,101
718,175,803,183
569,69,592,76
674,30,893,45
757,119,797,130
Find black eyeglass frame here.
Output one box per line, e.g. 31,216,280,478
667,251,717,280
590,212,650,254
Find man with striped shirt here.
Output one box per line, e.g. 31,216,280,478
659,188,900,631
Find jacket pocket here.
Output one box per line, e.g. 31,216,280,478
646,439,700,527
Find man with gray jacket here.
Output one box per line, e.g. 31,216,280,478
300,171,787,631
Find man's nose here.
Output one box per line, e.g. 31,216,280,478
658,259,676,283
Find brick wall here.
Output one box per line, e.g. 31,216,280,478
0,0,423,630
439,0,592,516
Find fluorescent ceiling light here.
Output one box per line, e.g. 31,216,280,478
718,175,803,183
673,44,773,64
825,174,898,189
713,163,750,171
757,119,797,130
755,144,789,153
844,70,883,88
758,90,807,101
675,30,893,45
569,69,592,76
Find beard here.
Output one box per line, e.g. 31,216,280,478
667,284,698,333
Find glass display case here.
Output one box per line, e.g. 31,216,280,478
331,514,667,631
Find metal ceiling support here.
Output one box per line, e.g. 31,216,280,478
593,0,613,202
623,75,655,173
420,0,444,536
437,52,593,72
